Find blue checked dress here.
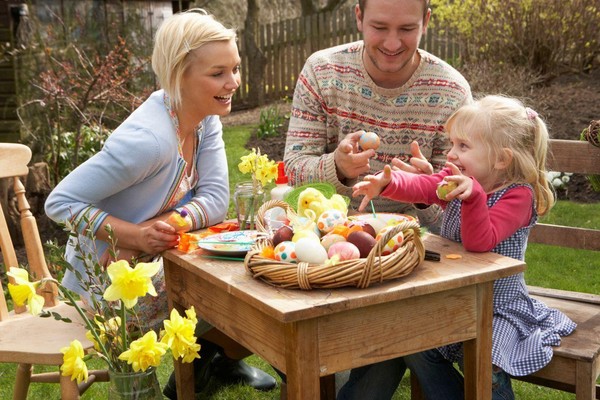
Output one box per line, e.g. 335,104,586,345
437,184,576,376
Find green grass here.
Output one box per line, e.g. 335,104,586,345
1,124,596,398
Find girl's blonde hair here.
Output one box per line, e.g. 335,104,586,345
151,8,237,110
446,95,554,215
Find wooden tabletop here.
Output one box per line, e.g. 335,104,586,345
163,233,525,323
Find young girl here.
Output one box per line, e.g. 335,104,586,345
351,95,576,399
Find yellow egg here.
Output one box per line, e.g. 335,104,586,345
292,229,321,243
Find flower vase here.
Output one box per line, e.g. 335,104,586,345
108,368,162,400
234,181,266,230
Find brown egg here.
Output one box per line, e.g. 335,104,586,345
272,225,294,247
347,230,377,258
362,223,377,238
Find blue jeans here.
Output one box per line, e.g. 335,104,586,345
336,350,514,400
337,357,406,400
404,349,515,400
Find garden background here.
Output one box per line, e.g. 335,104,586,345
0,0,599,398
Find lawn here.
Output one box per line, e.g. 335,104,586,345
1,124,597,399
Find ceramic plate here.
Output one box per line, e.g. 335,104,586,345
197,230,262,257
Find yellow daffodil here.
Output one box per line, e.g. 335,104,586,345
103,260,160,309
6,267,45,315
237,148,277,189
86,315,122,351
118,331,168,372
60,340,89,383
160,307,200,362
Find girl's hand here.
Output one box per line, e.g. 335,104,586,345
391,141,434,175
443,162,473,201
352,164,393,211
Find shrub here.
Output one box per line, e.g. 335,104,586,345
256,106,288,138
430,0,600,76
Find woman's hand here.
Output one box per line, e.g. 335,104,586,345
352,164,393,211
334,131,377,180
138,220,180,254
391,141,434,175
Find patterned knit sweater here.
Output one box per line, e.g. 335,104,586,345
284,41,472,221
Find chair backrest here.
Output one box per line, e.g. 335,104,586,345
528,139,600,252
0,143,58,321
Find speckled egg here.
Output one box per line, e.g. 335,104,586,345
274,241,298,263
375,226,405,256
359,131,380,150
317,209,348,234
320,233,346,251
327,241,360,261
295,238,329,264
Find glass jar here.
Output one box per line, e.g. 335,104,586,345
234,181,266,230
107,367,162,400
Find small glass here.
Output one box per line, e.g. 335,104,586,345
234,181,265,230
108,367,161,400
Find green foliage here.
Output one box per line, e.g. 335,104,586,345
525,201,600,295
256,106,287,139
430,0,599,75
12,3,156,184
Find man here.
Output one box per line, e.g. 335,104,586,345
284,0,472,231
283,1,472,397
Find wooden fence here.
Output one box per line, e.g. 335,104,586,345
234,6,460,109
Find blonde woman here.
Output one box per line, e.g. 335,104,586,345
45,9,276,398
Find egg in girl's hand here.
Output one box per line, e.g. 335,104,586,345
317,209,348,234
359,131,380,151
274,241,297,263
375,225,405,256
295,238,329,264
437,180,458,200
327,241,360,261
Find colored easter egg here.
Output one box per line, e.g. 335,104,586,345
359,131,380,150
320,233,347,251
274,241,297,263
317,209,348,234
375,226,405,256
436,180,458,200
327,241,361,261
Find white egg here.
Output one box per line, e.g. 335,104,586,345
295,238,329,264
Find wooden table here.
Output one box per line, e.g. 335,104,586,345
163,233,525,400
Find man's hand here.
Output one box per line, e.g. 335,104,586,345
352,164,393,211
334,131,376,180
391,141,433,175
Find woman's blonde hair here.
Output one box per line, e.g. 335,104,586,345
446,95,554,215
151,8,236,109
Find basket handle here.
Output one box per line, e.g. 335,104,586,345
255,199,297,234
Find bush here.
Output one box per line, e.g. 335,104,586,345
13,3,157,184
430,0,600,76
256,105,288,138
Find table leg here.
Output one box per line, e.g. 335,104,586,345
284,320,321,400
164,261,195,400
463,282,493,400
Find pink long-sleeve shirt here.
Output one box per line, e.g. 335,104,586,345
380,168,533,252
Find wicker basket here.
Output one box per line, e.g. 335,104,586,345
244,199,425,290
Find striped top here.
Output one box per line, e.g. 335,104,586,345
284,42,471,222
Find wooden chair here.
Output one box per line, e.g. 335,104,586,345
0,143,108,400
512,139,600,399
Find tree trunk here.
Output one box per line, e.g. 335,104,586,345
244,0,267,107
